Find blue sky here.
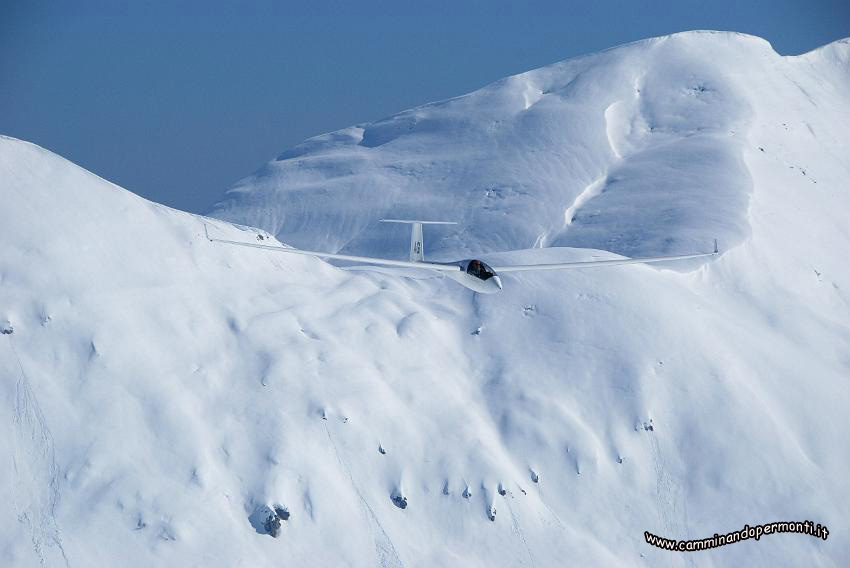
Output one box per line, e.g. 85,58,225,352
2,1,848,213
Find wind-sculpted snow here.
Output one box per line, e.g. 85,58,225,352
210,32,820,262
2,32,850,567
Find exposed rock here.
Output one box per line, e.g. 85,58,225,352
391,493,408,510
264,511,282,538
273,505,290,521
249,504,287,538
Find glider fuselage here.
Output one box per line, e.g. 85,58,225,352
445,259,503,294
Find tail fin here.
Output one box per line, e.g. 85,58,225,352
380,219,457,262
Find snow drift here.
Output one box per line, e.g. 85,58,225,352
212,32,849,265
2,31,850,567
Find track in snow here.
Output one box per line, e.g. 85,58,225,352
323,422,404,568
6,336,70,568
646,424,692,568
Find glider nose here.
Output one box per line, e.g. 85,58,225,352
493,275,503,291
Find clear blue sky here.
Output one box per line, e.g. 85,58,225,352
2,1,847,213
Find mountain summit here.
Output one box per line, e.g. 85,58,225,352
211,31,849,263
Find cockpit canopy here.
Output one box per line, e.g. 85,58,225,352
466,259,496,281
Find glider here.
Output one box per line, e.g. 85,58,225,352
207,220,718,294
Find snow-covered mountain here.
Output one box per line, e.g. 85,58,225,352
2,30,849,567
211,31,850,264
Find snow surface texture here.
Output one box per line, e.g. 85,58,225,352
214,32,847,265
2,30,849,567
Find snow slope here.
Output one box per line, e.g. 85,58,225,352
213,32,849,265
2,31,850,567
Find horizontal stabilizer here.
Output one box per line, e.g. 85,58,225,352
380,219,458,225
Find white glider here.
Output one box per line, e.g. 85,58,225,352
207,220,718,294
